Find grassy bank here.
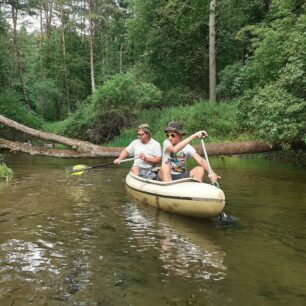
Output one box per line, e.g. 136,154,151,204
43,100,256,146
106,100,254,147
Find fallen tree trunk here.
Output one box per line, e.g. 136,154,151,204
0,138,121,158
0,115,105,154
0,115,304,158
196,141,277,156
1,137,301,159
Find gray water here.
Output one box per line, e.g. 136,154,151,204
0,152,305,306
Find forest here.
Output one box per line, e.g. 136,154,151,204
0,0,305,148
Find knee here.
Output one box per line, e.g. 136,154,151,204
159,164,171,180
191,166,204,179
131,166,140,175
197,166,205,176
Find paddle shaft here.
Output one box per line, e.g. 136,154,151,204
71,157,135,173
201,139,228,220
92,157,135,168
200,139,212,176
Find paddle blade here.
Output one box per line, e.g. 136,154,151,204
71,164,88,175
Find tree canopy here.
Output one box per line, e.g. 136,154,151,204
0,0,305,145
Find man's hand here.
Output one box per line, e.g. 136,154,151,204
139,152,147,161
208,171,221,183
196,130,208,138
114,158,121,164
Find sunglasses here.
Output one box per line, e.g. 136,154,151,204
166,133,177,138
137,132,146,137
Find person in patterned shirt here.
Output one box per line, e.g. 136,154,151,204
159,122,220,182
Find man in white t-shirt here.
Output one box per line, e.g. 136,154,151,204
114,124,162,178
159,122,220,182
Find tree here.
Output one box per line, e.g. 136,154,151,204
88,0,95,92
7,0,30,105
209,0,216,102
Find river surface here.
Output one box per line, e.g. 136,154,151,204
0,152,305,306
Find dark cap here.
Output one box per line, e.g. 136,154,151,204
164,121,185,135
137,123,151,134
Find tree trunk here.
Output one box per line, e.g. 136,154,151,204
88,0,96,92
0,115,105,154
209,0,216,102
44,0,53,38
39,7,46,118
60,6,70,114
11,4,29,106
1,115,304,159
119,42,123,73
0,138,121,158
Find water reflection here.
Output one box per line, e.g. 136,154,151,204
123,202,226,281
0,239,59,274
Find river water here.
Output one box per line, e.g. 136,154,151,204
0,152,305,306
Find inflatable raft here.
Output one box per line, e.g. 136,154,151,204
125,172,225,218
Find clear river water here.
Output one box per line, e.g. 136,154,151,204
0,152,305,306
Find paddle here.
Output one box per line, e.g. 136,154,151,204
69,157,135,175
200,139,237,223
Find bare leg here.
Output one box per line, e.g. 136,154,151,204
159,164,172,182
131,166,140,176
190,166,204,181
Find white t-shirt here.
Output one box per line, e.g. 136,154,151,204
162,139,196,174
126,138,162,169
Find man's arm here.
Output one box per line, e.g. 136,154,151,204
114,148,129,164
166,131,207,154
142,155,162,165
192,153,221,182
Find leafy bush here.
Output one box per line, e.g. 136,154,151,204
162,86,199,107
217,63,245,99
0,90,43,129
44,100,95,138
85,110,136,143
235,2,306,143
0,162,14,182
29,79,62,121
91,72,162,114
238,85,306,143
184,101,239,139
107,100,241,146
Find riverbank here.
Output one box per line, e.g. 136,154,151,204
44,100,254,147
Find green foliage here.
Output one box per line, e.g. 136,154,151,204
0,13,11,89
162,86,200,107
1,0,305,148
127,0,210,92
128,0,271,95
47,72,161,142
30,79,62,120
217,63,245,99
107,100,241,146
224,0,306,143
91,72,162,114
0,90,43,129
0,162,14,182
238,85,306,143
44,100,95,138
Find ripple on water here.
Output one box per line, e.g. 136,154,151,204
122,202,227,281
